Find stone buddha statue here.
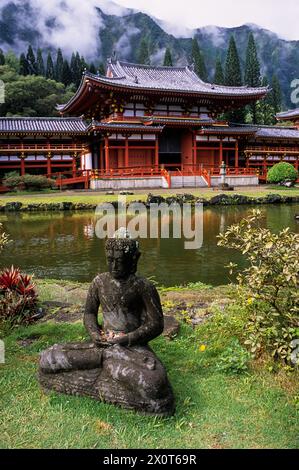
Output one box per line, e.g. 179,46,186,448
38,231,174,416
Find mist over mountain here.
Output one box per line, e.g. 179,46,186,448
0,0,298,106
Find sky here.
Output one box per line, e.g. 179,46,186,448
114,0,299,40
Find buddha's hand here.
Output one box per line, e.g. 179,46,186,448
90,331,110,349
108,333,129,346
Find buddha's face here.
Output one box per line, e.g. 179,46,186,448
106,249,133,280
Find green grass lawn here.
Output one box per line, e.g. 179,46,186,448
0,186,299,207
1,282,298,449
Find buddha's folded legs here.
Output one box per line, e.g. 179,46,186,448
40,342,103,373
38,342,174,415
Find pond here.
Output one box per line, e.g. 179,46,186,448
0,204,298,287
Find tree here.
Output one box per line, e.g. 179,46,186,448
19,53,30,76
88,62,97,74
244,33,261,87
46,52,55,80
71,52,83,87
55,48,64,82
0,49,5,66
26,45,37,75
36,48,45,76
5,51,19,72
163,47,173,66
61,59,72,86
137,38,150,65
225,36,242,86
271,75,282,114
191,38,208,81
214,56,224,84
225,36,244,122
98,62,105,76
244,33,261,124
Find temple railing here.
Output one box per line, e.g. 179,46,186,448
0,143,87,152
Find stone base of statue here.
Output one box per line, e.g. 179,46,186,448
38,341,174,416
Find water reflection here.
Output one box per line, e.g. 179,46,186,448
0,205,298,286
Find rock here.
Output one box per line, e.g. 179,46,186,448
5,201,22,211
146,193,166,205
162,315,180,339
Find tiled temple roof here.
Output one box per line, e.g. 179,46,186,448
255,126,299,140
88,121,164,133
201,126,257,135
0,117,88,134
201,124,299,140
276,108,299,121
103,60,269,96
57,59,269,114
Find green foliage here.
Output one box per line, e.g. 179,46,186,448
214,56,224,85
191,38,208,81
19,52,29,76
46,51,55,80
244,33,261,124
218,210,299,364
271,75,282,113
163,47,173,66
0,223,8,253
267,162,298,184
225,36,245,123
55,48,64,82
36,48,45,76
137,38,150,65
5,50,19,72
3,174,56,191
216,339,251,374
0,64,74,117
0,48,5,66
244,33,261,87
26,45,37,75
62,59,72,86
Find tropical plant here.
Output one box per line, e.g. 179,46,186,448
267,162,298,185
0,223,8,252
218,209,299,364
0,266,38,325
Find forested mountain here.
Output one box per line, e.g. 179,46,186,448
0,1,298,107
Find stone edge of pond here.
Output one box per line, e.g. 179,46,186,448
1,193,299,212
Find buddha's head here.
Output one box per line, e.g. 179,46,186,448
105,230,140,280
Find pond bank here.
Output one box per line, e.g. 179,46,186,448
1,192,299,212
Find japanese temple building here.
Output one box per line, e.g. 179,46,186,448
1,59,299,190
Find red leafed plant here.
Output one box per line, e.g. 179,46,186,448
0,266,38,325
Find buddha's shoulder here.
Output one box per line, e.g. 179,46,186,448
90,272,110,287
134,275,157,291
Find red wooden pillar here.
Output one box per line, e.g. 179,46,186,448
235,139,239,170
263,155,267,177
104,136,110,171
155,135,159,168
125,137,129,168
20,152,25,176
219,138,223,168
295,156,298,171
47,151,51,177
72,152,77,176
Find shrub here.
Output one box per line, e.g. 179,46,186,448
216,339,251,374
267,162,298,184
0,223,8,252
3,174,56,191
218,209,299,364
0,266,38,326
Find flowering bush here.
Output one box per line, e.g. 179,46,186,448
0,266,38,326
218,209,299,364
